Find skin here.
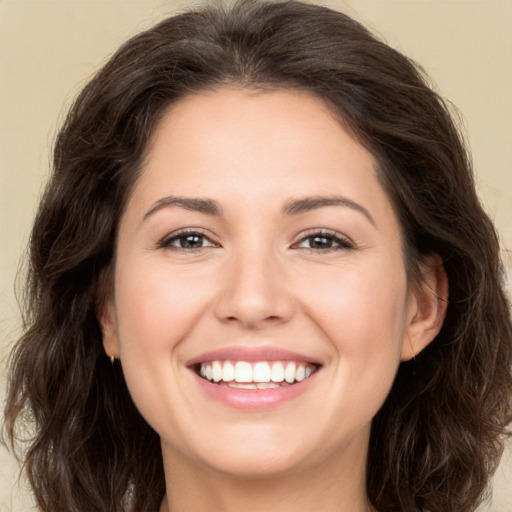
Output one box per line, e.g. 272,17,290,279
100,88,447,512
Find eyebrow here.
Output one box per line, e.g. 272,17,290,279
282,195,376,227
141,194,375,227
142,196,223,222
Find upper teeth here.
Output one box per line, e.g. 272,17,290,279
199,360,315,384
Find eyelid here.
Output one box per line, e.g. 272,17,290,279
157,227,353,251
290,228,355,250
158,227,221,249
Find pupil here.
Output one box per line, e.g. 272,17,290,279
311,236,331,248
182,235,202,248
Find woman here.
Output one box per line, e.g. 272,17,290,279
3,1,511,511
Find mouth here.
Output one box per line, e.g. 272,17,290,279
194,360,319,389
187,347,321,409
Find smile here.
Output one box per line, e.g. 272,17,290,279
187,347,321,409
197,360,317,388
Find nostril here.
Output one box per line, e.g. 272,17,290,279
224,314,284,326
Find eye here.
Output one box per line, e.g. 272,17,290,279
159,230,219,251
293,230,353,251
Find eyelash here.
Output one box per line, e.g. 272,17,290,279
291,229,354,252
158,229,354,252
159,229,220,252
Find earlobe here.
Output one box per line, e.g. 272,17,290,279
401,254,449,361
98,300,120,359
96,267,120,358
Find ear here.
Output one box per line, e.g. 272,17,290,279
98,298,120,359
96,267,120,359
401,254,449,361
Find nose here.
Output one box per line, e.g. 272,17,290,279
213,248,295,330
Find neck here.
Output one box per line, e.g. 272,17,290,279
159,436,375,512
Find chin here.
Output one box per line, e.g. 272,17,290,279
204,451,308,480
194,426,342,481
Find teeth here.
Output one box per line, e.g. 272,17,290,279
223,361,235,382
284,362,296,383
235,361,253,382
212,361,222,382
228,382,258,389
271,362,285,382
253,362,271,382
256,382,280,389
198,360,316,386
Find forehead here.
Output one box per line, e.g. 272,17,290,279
126,87,398,233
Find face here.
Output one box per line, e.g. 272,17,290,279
101,88,443,480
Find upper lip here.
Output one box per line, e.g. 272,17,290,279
186,346,321,366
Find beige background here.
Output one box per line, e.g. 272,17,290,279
1,0,511,510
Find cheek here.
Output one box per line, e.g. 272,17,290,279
113,260,213,358
310,272,407,435
300,261,408,396
303,259,408,340
111,260,214,434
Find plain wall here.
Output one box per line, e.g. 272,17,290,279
1,1,511,510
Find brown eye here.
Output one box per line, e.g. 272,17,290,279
177,234,205,249
306,235,336,249
295,231,353,251
160,231,217,250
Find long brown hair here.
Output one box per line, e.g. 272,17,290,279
4,1,512,511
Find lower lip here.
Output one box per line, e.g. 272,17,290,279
191,370,317,410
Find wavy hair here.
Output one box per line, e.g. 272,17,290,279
4,1,512,511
